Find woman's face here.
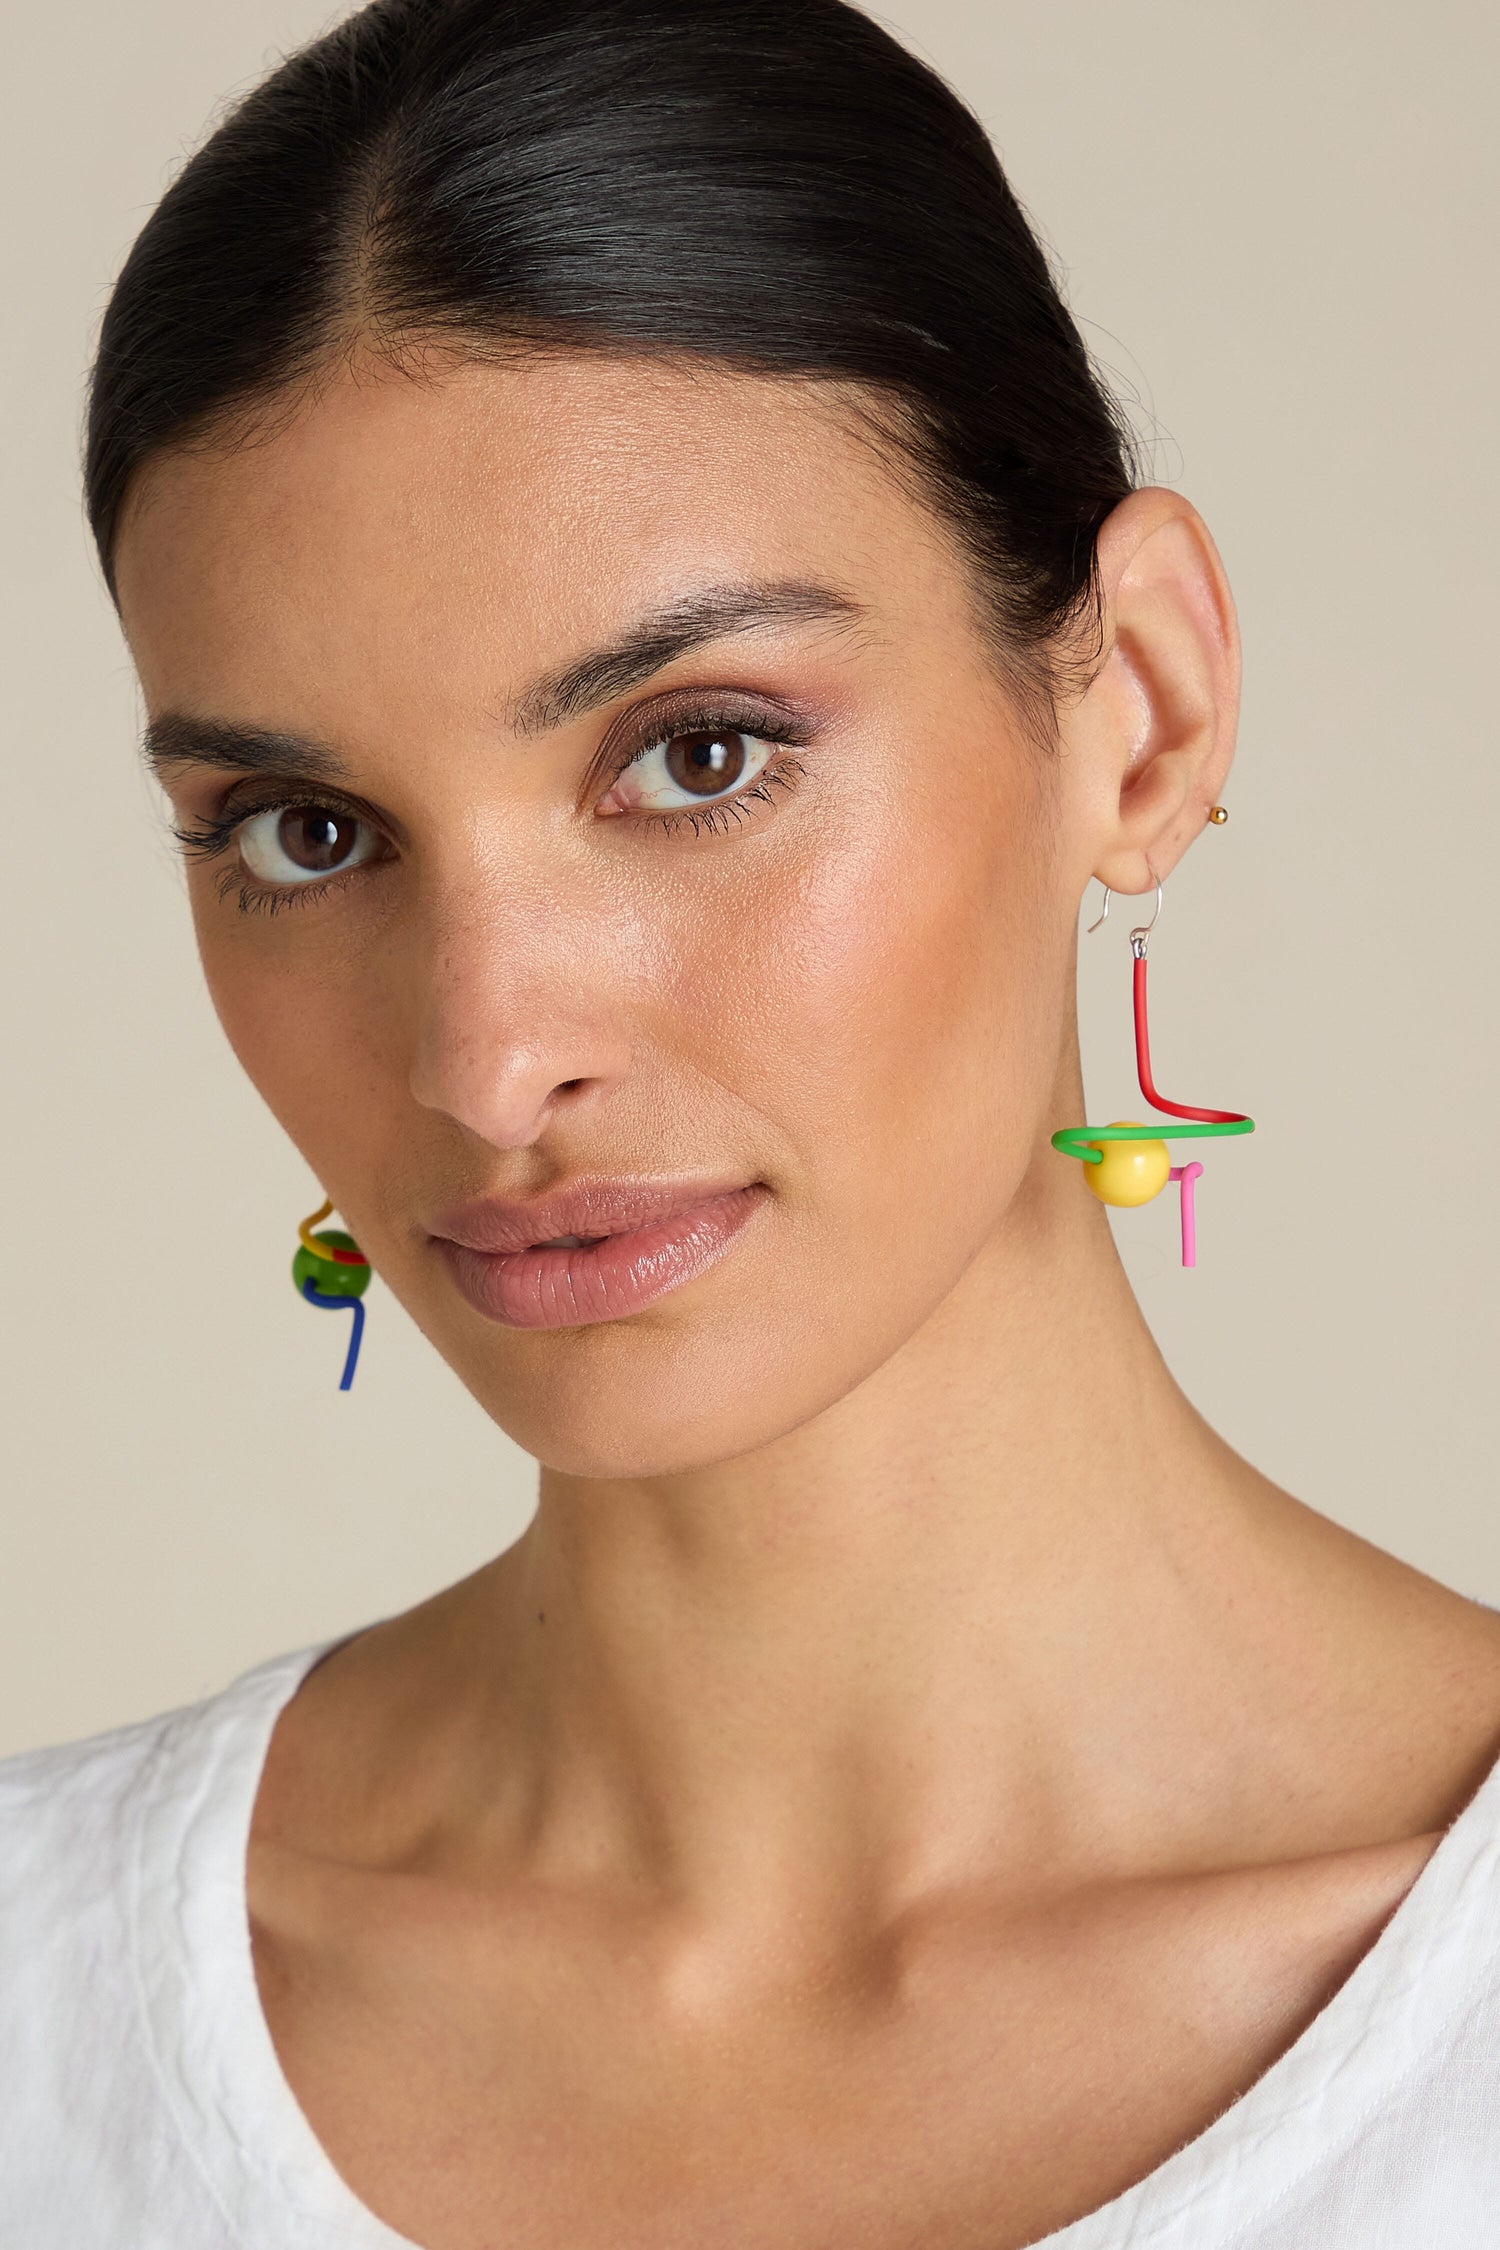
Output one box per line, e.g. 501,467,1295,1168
115,354,1090,1476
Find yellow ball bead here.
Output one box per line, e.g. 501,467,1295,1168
1084,1122,1171,1207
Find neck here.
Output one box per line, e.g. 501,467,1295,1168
426,1146,1331,1915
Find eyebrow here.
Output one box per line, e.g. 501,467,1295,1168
505,577,869,736
142,714,349,785
142,576,869,782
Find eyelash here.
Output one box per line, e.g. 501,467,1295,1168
172,699,812,914
597,698,810,838
639,759,805,840
171,795,377,918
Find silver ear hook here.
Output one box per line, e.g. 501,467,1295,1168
1128,870,1163,959
1086,869,1163,951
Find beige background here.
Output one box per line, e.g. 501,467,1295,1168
2,2,1495,1757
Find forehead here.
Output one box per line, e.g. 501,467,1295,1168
114,352,968,721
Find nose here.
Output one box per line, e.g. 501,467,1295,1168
406,901,634,1151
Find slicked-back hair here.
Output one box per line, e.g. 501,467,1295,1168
86,0,1136,707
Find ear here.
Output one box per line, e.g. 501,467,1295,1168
1059,487,1240,896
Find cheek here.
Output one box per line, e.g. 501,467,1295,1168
682,759,1061,1244
189,885,399,1188
527,770,1065,1476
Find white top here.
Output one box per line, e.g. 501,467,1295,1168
5,1639,1500,2247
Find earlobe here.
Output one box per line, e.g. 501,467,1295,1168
1075,488,1241,895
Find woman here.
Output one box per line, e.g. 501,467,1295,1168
5,0,1499,2242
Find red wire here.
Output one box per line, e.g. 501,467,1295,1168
1133,954,1246,1124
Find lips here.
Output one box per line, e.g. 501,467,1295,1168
429,1178,767,1330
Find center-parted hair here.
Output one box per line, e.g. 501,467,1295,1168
85,0,1135,699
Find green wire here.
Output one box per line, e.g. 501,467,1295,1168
1051,1118,1256,1166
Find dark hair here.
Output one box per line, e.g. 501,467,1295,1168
86,0,1135,707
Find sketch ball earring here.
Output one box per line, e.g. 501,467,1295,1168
292,1199,372,1390
1052,813,1254,1266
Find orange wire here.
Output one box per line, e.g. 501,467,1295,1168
298,1198,368,1267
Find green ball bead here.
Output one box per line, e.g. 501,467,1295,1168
293,1230,372,1301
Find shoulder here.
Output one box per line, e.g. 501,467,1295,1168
0,1701,194,2221
0,1701,180,1929
0,1644,328,1938
0,1646,328,2003
0,1693,180,1815
0,1706,169,2063
0,1649,330,2242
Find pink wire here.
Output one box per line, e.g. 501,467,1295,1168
1168,1162,1204,1268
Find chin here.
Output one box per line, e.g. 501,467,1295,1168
418,1305,833,1482
508,1357,806,1482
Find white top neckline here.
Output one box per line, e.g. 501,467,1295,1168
124,1638,1500,2249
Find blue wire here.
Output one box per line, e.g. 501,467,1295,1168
301,1277,366,1391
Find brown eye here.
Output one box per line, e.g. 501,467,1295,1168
279,809,356,870
662,730,750,797
237,803,382,887
598,723,780,818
